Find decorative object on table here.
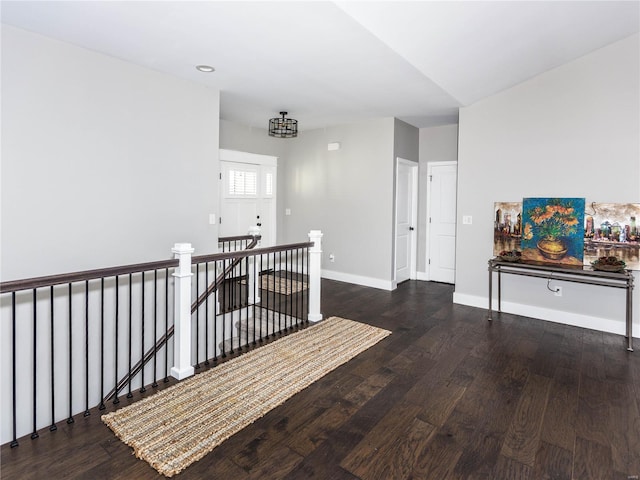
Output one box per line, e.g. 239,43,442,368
591,256,627,272
521,197,585,265
583,202,640,271
493,202,523,256
498,250,522,262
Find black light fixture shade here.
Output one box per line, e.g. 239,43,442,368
268,111,298,138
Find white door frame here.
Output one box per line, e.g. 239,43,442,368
425,161,457,281
393,157,418,288
219,149,278,246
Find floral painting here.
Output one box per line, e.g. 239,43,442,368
521,197,585,265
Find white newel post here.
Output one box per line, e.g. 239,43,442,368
171,243,195,380
247,226,261,305
308,230,323,322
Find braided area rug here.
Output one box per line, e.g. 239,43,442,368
102,316,391,477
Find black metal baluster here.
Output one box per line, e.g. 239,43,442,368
10,293,19,447
114,276,120,404
84,280,90,416
127,274,133,399
278,251,282,334
306,246,310,324
251,255,256,346
245,256,250,348
32,288,39,439
213,260,218,362
50,285,57,430
293,247,301,329
164,268,169,383
296,248,304,325
259,254,264,342
152,270,158,388
272,252,277,337
67,283,74,424
205,262,210,366
195,264,200,368
140,272,146,393
99,278,105,410
284,250,293,331
222,258,227,358
231,256,236,353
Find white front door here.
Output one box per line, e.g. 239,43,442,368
427,162,457,283
219,150,277,247
395,158,418,285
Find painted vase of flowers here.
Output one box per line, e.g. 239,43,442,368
523,199,581,261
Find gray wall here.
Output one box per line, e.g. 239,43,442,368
417,125,459,273
219,119,287,159
1,26,220,281
220,117,417,289
455,33,639,335
280,118,396,287
392,119,419,280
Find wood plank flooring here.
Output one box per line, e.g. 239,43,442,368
2,279,639,479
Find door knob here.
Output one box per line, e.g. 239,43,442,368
409,226,415,231
257,223,262,227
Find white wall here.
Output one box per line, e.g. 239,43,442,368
417,125,459,273
455,33,640,336
1,26,220,281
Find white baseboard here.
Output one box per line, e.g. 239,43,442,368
453,292,628,336
416,271,429,281
321,269,395,291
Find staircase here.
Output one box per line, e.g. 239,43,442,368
219,307,303,352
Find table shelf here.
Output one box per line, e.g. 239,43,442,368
488,258,635,351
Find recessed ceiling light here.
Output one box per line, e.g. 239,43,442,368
196,65,215,73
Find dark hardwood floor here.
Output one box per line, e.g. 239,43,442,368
2,279,639,479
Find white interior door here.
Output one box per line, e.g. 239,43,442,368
395,159,418,285
219,150,277,247
427,162,457,283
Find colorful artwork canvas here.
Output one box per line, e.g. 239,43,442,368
584,202,640,270
521,197,585,265
493,202,522,256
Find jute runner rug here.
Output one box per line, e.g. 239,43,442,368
102,316,391,477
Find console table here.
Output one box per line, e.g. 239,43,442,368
488,258,635,351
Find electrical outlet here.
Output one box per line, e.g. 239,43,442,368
329,254,335,263
554,286,563,297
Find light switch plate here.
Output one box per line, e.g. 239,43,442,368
209,214,216,225
285,208,291,216
462,215,473,225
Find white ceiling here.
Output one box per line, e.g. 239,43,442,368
2,1,638,130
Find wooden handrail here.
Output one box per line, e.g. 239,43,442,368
0,259,179,294
0,238,313,294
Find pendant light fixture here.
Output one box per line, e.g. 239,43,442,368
268,111,298,138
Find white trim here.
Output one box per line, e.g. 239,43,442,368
322,269,395,291
416,271,429,281
219,148,278,166
453,292,629,336
425,161,457,282
394,157,418,283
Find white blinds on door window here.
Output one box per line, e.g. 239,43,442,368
228,169,257,196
